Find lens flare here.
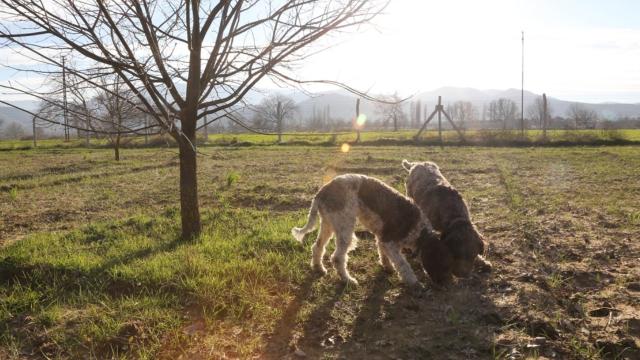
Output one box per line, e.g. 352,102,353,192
340,143,351,153
356,113,367,127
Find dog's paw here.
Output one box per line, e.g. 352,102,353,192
291,227,305,242
475,256,493,273
402,281,426,296
342,277,359,286
400,274,419,287
311,263,327,275
379,262,394,273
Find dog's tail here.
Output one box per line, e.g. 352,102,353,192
291,197,319,243
402,159,413,171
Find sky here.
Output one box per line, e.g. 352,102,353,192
1,0,639,104
294,0,640,103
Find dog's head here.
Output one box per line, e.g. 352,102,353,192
417,228,453,286
402,159,440,195
442,222,486,277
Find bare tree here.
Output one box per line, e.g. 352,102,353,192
448,101,476,131
488,98,519,130
33,100,67,135
526,96,553,130
251,94,297,143
31,101,60,146
568,103,598,129
1,0,386,239
2,122,26,139
376,92,406,131
94,76,143,160
408,100,422,128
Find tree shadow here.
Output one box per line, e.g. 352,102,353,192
0,222,186,300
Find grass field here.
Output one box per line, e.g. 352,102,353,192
1,143,639,359
2,128,640,151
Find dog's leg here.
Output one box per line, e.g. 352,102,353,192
331,223,358,285
311,221,333,275
380,241,418,285
376,237,393,272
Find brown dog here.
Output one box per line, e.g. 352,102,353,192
292,174,452,286
402,160,491,277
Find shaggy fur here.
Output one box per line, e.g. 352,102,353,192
292,174,452,286
402,160,492,277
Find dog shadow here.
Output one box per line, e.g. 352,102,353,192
263,269,351,359
262,248,503,359
337,270,502,359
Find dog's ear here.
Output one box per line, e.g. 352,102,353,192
402,159,412,172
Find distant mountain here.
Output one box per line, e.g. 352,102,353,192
295,91,378,121
414,87,640,119
2,86,639,137
0,103,66,135
0,106,33,127
293,86,640,121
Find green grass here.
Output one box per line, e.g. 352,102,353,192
225,171,241,187
7,187,17,201
0,208,308,358
1,144,639,359
199,128,640,145
3,128,640,150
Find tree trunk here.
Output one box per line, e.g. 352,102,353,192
180,20,202,240
32,117,37,148
144,115,149,145
276,101,283,143
85,118,90,146
178,133,201,240
542,93,548,139
203,115,208,144
114,133,121,161
355,98,361,143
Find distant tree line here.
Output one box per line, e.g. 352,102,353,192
4,94,640,142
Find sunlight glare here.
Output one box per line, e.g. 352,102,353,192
340,143,351,153
355,113,367,128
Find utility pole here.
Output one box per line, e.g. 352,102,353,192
521,31,525,137
62,56,69,142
